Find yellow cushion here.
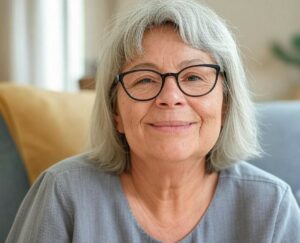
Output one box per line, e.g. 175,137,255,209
0,83,95,184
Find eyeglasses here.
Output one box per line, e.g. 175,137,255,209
114,64,222,101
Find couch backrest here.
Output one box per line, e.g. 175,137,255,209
249,101,300,205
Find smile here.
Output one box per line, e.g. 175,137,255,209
148,121,197,133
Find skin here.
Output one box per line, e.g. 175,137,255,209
115,25,225,242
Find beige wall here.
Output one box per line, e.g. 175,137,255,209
84,0,300,101
0,0,12,81
1,1,298,99
202,0,300,100
84,0,121,71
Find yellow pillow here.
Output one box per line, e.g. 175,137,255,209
0,83,95,184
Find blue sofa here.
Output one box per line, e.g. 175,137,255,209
249,102,300,204
0,85,299,241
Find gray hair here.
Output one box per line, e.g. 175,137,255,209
89,0,261,173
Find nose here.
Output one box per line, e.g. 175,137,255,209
155,76,187,108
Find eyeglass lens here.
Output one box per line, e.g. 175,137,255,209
120,65,219,100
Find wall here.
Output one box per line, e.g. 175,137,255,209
202,0,300,100
0,0,12,81
1,0,298,98
84,0,300,101
84,0,120,75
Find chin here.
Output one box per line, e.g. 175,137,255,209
151,146,202,163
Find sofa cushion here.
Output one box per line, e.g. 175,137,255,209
0,84,95,183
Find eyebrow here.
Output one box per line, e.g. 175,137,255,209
127,58,215,72
178,58,211,68
128,63,158,71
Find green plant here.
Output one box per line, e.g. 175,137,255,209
272,34,300,66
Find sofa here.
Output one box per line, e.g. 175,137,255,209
248,102,300,204
0,84,95,242
0,83,299,241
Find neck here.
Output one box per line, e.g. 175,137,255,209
121,153,219,221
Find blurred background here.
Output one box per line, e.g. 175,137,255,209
0,0,299,100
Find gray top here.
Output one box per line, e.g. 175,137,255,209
6,153,300,243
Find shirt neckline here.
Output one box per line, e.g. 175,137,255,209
116,171,223,242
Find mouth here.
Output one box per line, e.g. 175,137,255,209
147,121,197,133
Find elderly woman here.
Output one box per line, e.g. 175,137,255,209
6,0,300,242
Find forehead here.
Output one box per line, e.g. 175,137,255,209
122,25,215,71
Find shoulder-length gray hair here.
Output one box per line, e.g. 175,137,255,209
88,0,261,173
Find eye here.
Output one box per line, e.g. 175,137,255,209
186,75,202,81
136,78,153,84
133,77,158,86
124,70,161,89
181,73,204,82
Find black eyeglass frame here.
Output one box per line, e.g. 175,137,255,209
113,64,222,101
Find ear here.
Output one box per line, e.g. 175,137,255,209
114,112,125,133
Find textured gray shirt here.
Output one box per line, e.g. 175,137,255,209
6,153,300,243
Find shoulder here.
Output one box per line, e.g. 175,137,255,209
45,152,103,174
215,162,300,239
34,153,119,197
219,161,292,208
42,153,115,181
220,162,300,241
221,161,289,191
5,154,120,243
26,153,122,217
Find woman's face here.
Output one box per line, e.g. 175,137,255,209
115,26,225,165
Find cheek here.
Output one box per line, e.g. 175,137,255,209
197,99,223,122
116,97,147,134
194,91,224,136
195,100,223,154
114,92,129,134
204,86,224,122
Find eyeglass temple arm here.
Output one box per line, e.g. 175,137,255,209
221,71,227,82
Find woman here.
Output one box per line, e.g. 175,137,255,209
6,0,300,242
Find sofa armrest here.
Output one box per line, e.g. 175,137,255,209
0,115,30,242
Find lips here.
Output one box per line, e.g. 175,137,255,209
150,121,195,127
147,121,197,132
